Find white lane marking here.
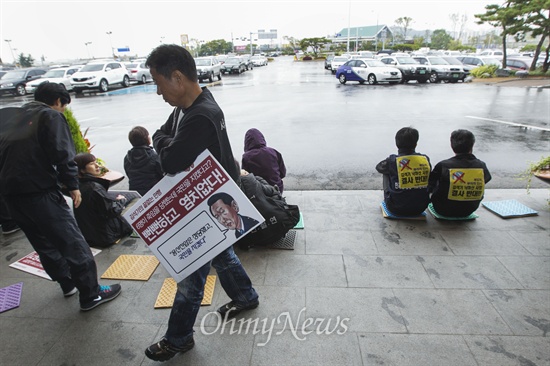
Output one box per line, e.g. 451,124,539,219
466,116,550,132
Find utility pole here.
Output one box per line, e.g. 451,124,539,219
85,42,92,59
106,31,114,58
4,39,16,64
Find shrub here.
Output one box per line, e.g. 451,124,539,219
470,64,499,78
64,108,90,153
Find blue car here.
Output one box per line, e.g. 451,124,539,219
335,59,402,85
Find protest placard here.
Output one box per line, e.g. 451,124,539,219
123,150,263,283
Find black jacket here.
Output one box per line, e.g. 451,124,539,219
74,174,132,248
376,149,431,216
152,88,239,183
0,102,79,196
123,145,163,196
428,153,492,217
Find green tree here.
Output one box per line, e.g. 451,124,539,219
395,17,414,41
17,53,34,67
430,29,453,49
475,2,520,68
506,0,550,71
199,39,233,56
299,37,330,57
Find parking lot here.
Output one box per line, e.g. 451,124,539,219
1,56,548,190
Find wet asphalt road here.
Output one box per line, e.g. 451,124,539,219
1,56,549,190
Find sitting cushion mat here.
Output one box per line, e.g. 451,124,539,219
428,203,478,220
380,202,427,220
482,200,538,218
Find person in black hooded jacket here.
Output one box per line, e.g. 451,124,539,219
74,153,133,248
123,126,163,196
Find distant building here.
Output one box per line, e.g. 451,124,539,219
330,25,394,47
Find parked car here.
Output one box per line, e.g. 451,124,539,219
25,65,83,94
124,61,151,84
335,58,401,85
194,56,222,82
441,56,469,81
456,56,503,69
330,55,350,74
0,67,48,96
71,61,130,94
324,55,334,70
221,57,246,74
240,55,254,71
479,50,503,57
251,55,268,67
506,58,534,71
379,56,429,83
413,56,464,83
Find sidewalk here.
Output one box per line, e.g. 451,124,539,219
1,189,548,366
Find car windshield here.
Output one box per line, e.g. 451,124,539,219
3,71,26,79
80,64,105,72
251,56,261,60
225,58,240,65
397,57,417,64
365,60,386,67
195,59,212,66
125,63,138,68
333,57,348,62
428,57,449,65
43,70,66,78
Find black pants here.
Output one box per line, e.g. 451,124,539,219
5,190,99,304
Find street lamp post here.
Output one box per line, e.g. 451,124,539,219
106,31,114,57
85,42,92,59
4,39,16,64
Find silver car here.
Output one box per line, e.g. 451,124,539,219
124,62,151,84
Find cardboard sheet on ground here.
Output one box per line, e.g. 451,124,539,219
9,248,101,280
154,275,216,308
123,150,264,283
0,282,23,313
101,255,159,280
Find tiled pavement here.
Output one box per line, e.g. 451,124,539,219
0,189,548,366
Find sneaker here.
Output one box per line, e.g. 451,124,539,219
2,224,20,235
145,337,194,362
80,284,122,311
217,299,259,319
59,278,77,297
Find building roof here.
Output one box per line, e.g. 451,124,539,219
333,25,393,40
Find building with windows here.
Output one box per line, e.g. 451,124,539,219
330,25,394,51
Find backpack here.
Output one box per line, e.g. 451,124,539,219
237,173,300,249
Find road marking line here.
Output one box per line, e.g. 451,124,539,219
465,116,550,132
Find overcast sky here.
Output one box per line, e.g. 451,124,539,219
1,0,498,63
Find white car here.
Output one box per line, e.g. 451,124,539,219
70,61,130,94
413,56,465,83
194,56,222,82
25,65,83,93
124,61,151,84
330,56,350,74
250,55,268,66
335,59,402,85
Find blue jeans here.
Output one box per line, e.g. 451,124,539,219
164,245,258,348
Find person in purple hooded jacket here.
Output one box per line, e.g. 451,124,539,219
242,128,287,193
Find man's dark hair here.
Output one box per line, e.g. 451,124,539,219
395,127,419,150
146,44,198,83
34,82,71,106
207,192,235,208
450,129,475,154
128,126,150,147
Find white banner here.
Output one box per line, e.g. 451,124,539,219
123,150,263,282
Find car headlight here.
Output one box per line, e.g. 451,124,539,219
89,75,96,80
1,83,14,88
410,67,416,72
442,67,449,72
382,71,391,75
